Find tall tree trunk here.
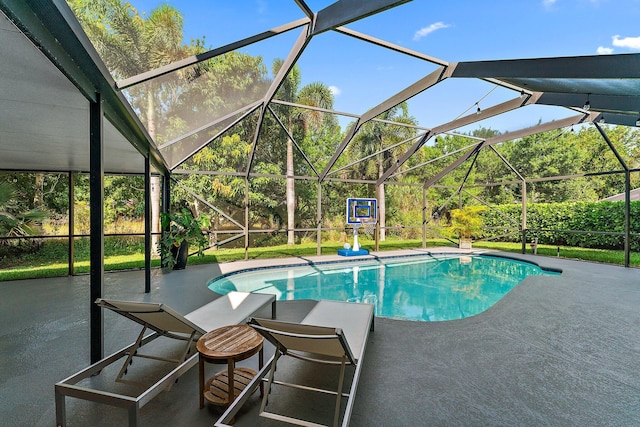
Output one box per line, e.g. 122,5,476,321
377,163,386,241
147,94,161,254
150,176,161,253
33,173,44,208
33,173,45,228
286,135,296,245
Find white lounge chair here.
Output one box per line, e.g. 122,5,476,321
216,300,374,427
55,291,275,427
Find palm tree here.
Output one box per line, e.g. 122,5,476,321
69,0,189,250
0,182,44,238
272,60,335,245
351,102,417,240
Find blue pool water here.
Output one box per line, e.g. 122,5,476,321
208,255,559,322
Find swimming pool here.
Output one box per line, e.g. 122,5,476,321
208,254,560,322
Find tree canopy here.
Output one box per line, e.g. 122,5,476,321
4,1,640,251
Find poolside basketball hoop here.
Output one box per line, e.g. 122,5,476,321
339,198,377,257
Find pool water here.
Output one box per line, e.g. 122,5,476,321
208,255,559,322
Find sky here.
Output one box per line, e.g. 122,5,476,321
126,0,640,134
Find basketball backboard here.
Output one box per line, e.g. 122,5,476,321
346,198,377,224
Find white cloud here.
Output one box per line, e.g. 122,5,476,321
329,86,341,96
596,46,614,55
612,35,640,50
413,22,450,41
256,0,267,14
542,0,557,9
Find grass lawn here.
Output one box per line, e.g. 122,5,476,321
1,238,639,281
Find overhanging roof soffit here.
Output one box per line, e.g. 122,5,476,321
312,0,412,35
0,0,94,101
1,0,167,174
451,54,640,104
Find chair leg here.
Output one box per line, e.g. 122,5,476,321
55,386,66,427
127,403,139,427
177,331,197,364
116,326,147,382
333,356,347,427
166,330,197,392
259,347,264,397
259,347,282,416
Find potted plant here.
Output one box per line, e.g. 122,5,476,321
160,208,210,270
449,206,486,249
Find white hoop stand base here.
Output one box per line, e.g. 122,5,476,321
338,222,370,256
352,222,361,251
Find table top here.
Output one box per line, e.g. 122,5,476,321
196,324,263,361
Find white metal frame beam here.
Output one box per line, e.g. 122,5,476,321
312,0,411,35
320,66,450,181
377,92,538,185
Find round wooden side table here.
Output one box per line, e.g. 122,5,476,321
196,324,264,408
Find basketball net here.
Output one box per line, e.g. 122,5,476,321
362,219,376,235
351,220,376,251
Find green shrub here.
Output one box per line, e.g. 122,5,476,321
480,200,639,250
394,208,423,239
449,206,486,239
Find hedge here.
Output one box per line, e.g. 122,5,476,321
480,200,640,251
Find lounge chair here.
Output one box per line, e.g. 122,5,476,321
55,291,275,427
215,300,374,427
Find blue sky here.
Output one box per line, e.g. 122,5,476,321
128,0,640,133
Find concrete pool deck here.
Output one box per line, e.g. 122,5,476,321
2,248,640,426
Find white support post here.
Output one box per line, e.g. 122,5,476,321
352,223,361,251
